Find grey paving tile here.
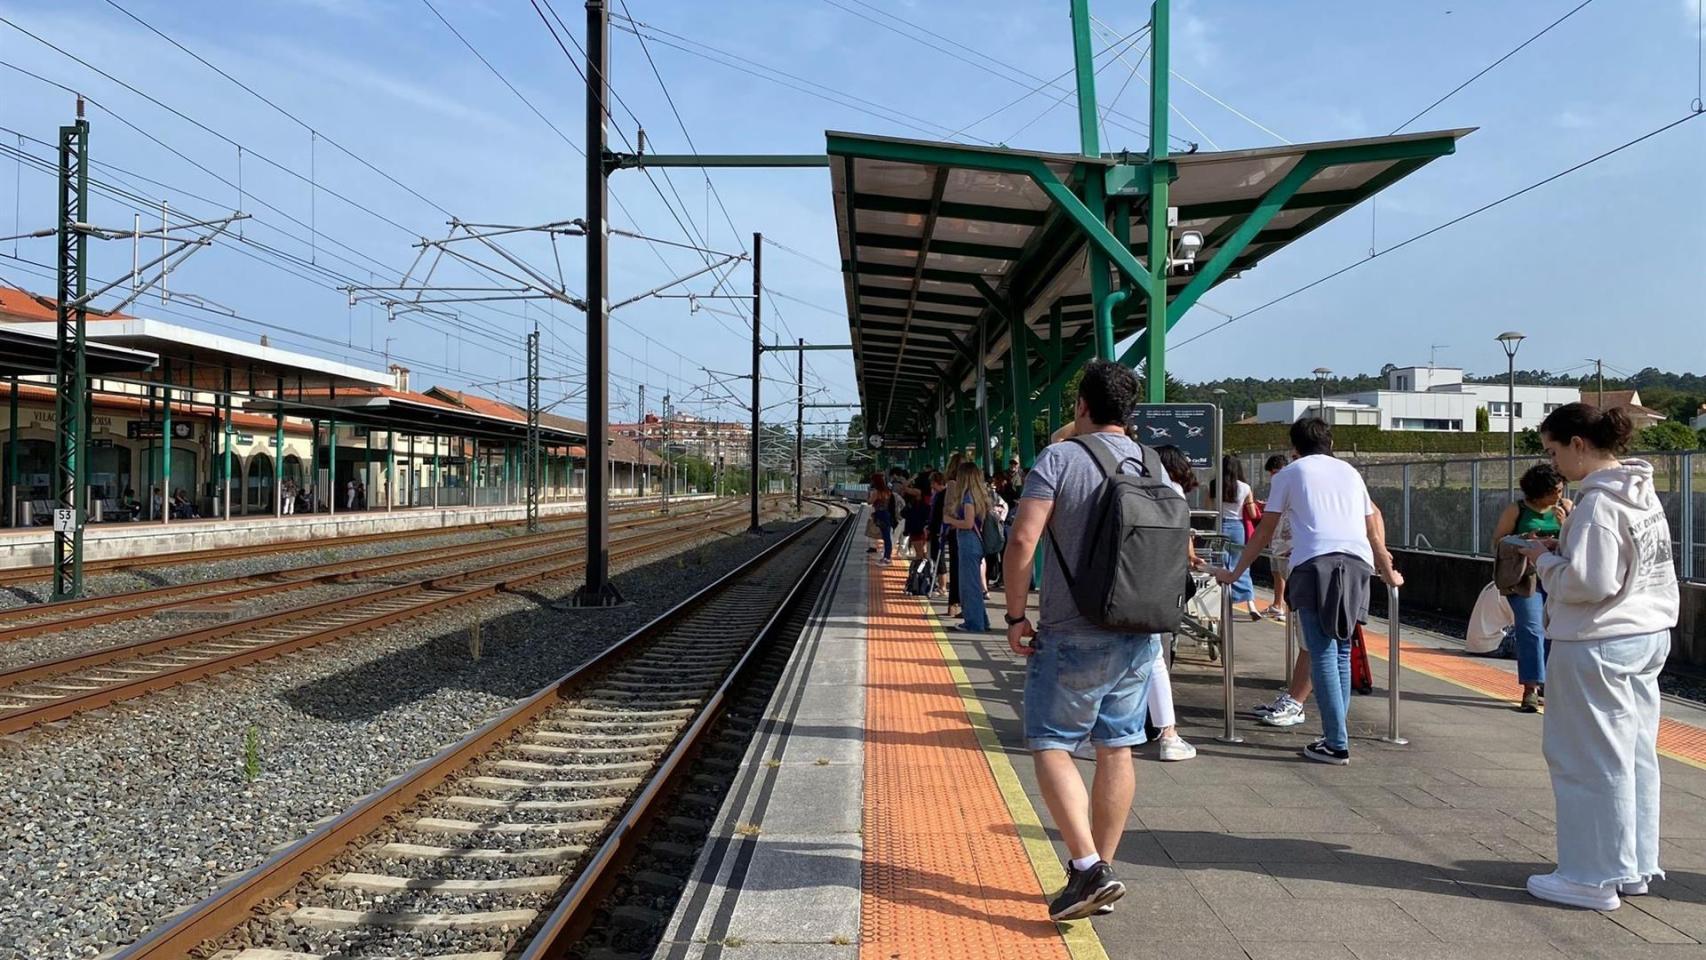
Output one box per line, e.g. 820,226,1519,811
783,681,866,721
1175,862,1293,902
1347,945,1567,960
1626,894,1706,941
1327,831,1532,869
1098,945,1248,960
1089,888,1235,943
1244,782,1429,809
1608,901,1696,944
1208,898,1435,943
657,944,857,960
1394,896,1644,944
1471,750,1552,772
1154,831,1343,864
1211,805,1383,835
718,834,861,945
752,763,863,835
1242,945,1358,960
1128,780,1273,808
1351,806,1529,836
1134,806,1225,832
776,720,864,766
802,656,866,689
1264,861,1465,901
1453,767,1555,789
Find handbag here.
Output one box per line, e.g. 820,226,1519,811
1493,541,1537,597
864,516,881,540
979,513,1005,555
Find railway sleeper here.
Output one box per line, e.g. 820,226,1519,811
284,905,536,932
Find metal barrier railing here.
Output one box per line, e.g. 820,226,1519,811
1382,584,1407,745
1216,586,1242,744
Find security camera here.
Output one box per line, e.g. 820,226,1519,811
1170,230,1204,275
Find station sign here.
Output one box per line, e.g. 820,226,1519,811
1128,403,1217,469
127,421,194,440
868,433,924,451
52,507,76,532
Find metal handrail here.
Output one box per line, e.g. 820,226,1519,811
1382,583,1408,745
1216,585,1242,744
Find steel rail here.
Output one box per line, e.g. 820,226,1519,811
0,507,772,735
111,502,842,960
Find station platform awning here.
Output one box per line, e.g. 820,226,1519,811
6,316,391,393
0,325,158,378
241,385,585,448
828,128,1472,437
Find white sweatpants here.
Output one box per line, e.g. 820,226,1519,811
1543,630,1670,888
1147,644,1176,730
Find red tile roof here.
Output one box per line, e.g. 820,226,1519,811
0,284,132,323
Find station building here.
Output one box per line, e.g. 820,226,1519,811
0,285,661,527
1256,364,1581,432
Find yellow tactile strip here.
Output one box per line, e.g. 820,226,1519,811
1363,628,1706,770
860,561,1074,960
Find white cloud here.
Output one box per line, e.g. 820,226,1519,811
1554,108,1593,129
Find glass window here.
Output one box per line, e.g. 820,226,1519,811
142,445,199,517
89,444,133,502
247,453,274,511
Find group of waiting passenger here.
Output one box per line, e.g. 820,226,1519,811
869,359,1682,921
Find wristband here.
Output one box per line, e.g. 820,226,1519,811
1004,612,1028,626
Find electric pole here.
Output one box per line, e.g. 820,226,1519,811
573,0,620,604
53,101,89,600
662,391,671,514
795,336,804,512
525,328,540,533
748,231,761,534
1595,358,1605,409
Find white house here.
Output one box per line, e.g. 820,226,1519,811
1256,365,1580,433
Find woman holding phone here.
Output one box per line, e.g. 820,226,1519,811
1518,403,1679,912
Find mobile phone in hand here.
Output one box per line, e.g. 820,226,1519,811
1501,534,1538,549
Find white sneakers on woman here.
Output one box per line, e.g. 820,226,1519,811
1157,734,1197,762
1526,872,1621,910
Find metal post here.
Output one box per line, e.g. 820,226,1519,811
526,329,540,532
221,369,233,520
1068,0,1113,362
1008,294,1035,467
407,433,415,507
385,428,395,511
1048,302,1063,432
432,436,440,508
1469,459,1480,554
1506,353,1516,503
1681,451,1695,581
1217,582,1241,743
328,418,338,515
1145,0,1171,401
749,231,762,533
160,370,173,526
52,107,90,599
573,0,620,604
795,338,804,512
1401,462,1412,548
1382,584,1408,745
5,375,17,527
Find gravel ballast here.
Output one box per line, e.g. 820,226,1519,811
0,509,815,960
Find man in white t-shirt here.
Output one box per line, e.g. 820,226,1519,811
1217,417,1402,765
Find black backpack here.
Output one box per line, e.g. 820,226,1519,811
1047,436,1191,633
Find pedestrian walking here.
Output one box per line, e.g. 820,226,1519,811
867,473,895,565
1518,403,1679,911
1218,417,1402,765
1001,359,1189,920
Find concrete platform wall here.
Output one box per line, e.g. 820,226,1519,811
0,494,713,570
1385,546,1706,667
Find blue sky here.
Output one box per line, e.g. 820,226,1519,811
0,0,1701,429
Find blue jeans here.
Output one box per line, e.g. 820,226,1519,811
1297,605,1352,751
956,528,987,630
1507,589,1548,685
1023,631,1160,751
1220,516,1254,603
873,509,893,560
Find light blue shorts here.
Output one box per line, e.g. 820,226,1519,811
1023,630,1160,752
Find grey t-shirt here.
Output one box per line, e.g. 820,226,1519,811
1022,430,1150,632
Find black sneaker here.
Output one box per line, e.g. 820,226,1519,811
1301,739,1350,765
1048,860,1125,921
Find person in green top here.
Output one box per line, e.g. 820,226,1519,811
1492,463,1573,711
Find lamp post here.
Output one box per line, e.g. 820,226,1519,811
1312,367,1331,422
1496,331,1526,502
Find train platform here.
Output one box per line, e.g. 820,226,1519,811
656,526,1706,960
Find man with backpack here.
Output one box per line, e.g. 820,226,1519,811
1002,359,1190,921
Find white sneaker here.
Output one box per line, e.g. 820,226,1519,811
1620,880,1650,896
1527,872,1620,911
1258,697,1306,727
1158,735,1197,762
1252,692,1291,716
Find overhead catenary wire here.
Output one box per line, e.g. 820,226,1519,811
1171,111,1705,350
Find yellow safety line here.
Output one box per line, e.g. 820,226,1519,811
922,602,1110,960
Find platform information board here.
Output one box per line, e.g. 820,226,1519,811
1127,403,1218,469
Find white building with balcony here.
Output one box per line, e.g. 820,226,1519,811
1255,365,1579,433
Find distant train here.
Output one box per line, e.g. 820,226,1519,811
829,482,870,502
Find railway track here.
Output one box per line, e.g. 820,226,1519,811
0,498,741,645
0,494,701,588
0,501,782,736
111,503,847,960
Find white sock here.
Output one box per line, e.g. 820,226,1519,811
1070,854,1100,872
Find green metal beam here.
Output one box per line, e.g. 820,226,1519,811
609,153,829,169
1069,0,1101,158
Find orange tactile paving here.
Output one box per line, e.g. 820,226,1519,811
1365,629,1706,766
860,563,1072,960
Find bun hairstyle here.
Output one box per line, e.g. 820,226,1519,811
1539,402,1635,455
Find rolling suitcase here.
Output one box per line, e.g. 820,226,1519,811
1351,624,1374,695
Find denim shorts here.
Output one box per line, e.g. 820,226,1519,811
1023,630,1161,752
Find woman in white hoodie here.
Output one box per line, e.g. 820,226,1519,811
1519,403,1680,911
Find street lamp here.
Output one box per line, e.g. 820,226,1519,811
1312,367,1332,422
1496,331,1526,501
